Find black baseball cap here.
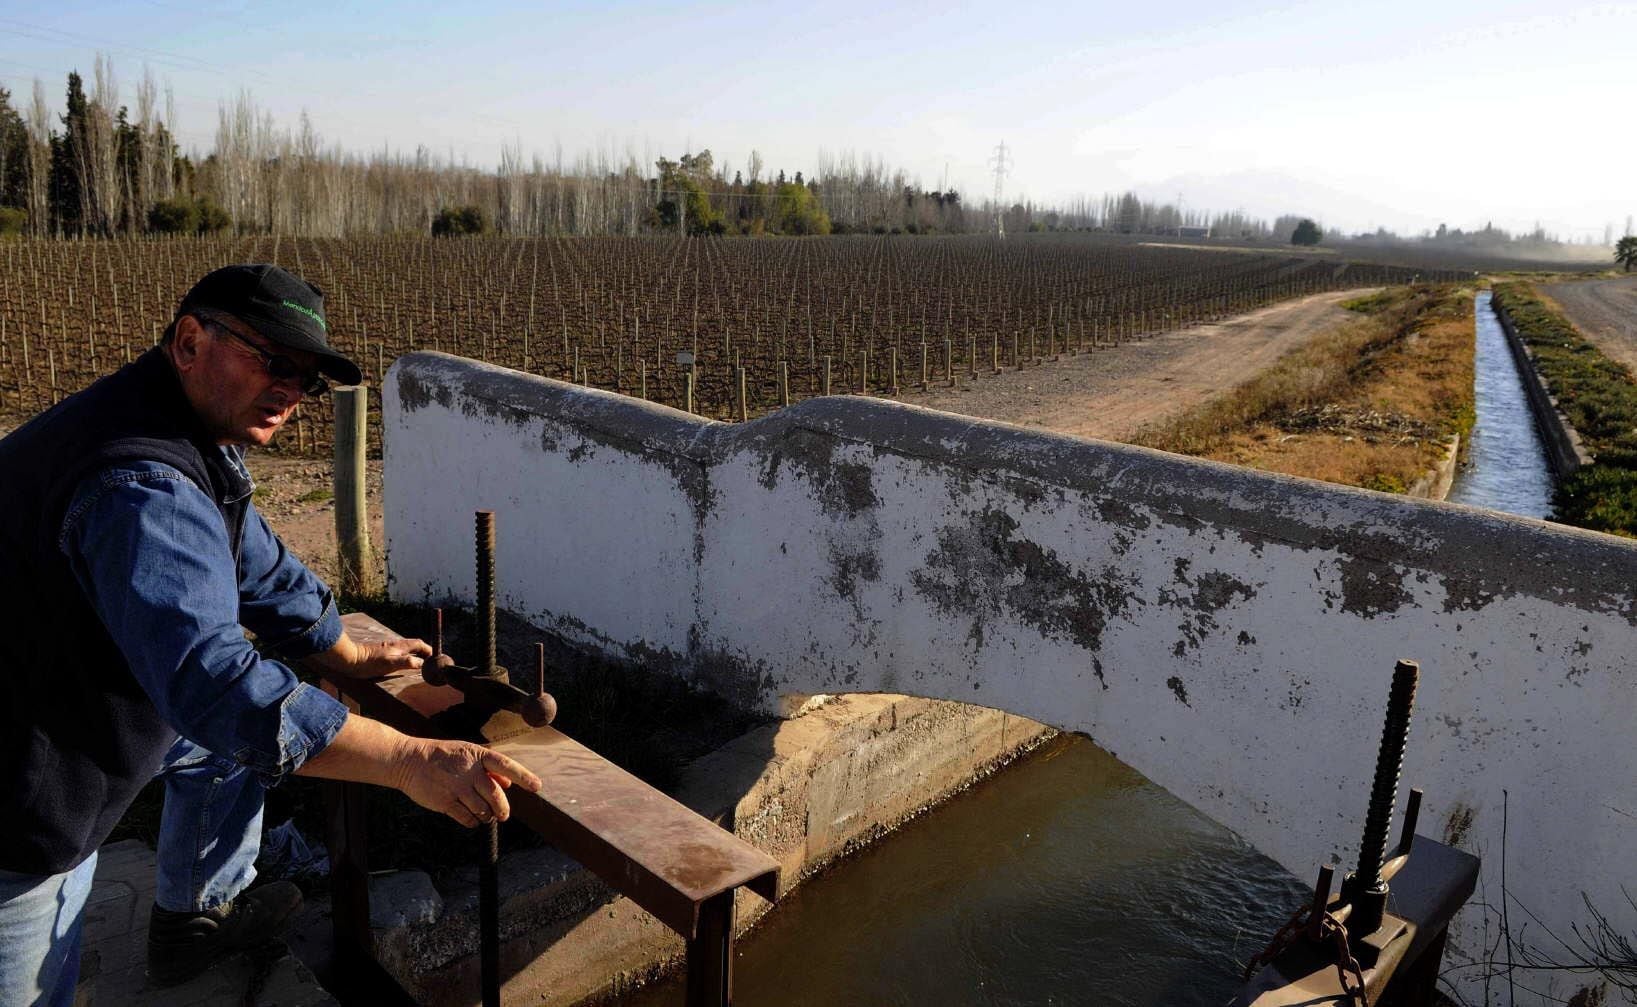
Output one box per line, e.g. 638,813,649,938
174,264,362,386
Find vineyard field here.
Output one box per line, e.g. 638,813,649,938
0,234,1464,454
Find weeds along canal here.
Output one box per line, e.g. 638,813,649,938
1446,291,1555,517
620,734,1305,1006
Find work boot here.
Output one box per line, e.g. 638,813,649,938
145,881,304,987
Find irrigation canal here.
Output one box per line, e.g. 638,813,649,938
624,735,1306,1006
623,291,1554,1006
1446,291,1556,517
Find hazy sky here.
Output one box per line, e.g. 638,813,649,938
2,0,1631,238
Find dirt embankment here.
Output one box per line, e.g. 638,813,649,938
897,289,1371,441
1541,275,1637,374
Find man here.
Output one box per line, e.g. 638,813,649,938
0,264,540,1005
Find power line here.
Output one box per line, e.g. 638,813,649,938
0,18,271,83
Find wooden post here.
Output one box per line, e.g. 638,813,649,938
944,339,953,386
778,360,789,408
685,369,696,414
919,341,928,390
333,386,376,597
822,355,832,396
889,347,900,396
736,365,748,422
640,358,648,399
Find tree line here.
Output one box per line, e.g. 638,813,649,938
0,61,1303,242
63,57,1632,250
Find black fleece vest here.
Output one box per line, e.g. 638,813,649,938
0,348,252,875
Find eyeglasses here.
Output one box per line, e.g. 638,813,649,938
203,319,328,396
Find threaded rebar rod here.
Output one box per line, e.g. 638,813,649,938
475,510,496,678
1357,659,1419,892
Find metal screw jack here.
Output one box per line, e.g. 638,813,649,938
475,510,501,1007
475,510,501,682
1346,658,1419,935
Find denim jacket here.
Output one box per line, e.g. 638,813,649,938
59,449,348,784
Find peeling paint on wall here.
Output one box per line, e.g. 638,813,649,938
910,508,1136,654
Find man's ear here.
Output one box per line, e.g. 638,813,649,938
169,316,207,373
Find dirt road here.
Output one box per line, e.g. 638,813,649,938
897,288,1372,441
1542,275,1637,373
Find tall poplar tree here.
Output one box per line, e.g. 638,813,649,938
0,86,29,210
48,71,89,235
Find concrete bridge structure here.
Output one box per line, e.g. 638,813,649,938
383,352,1637,1003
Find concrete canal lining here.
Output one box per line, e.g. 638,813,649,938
385,351,1637,1004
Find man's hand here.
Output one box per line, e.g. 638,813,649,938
348,637,433,679
296,714,543,828
307,631,432,680
393,738,543,827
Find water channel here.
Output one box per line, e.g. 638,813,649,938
625,735,1306,1007
1446,291,1556,517
625,292,1554,1006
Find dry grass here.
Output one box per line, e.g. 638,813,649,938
1132,285,1476,492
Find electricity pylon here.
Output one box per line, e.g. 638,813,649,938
990,141,1011,238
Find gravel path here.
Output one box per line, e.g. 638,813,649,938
1542,275,1637,374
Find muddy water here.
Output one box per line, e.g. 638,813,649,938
1446,292,1555,517
621,735,1305,1006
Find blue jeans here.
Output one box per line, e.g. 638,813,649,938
0,853,96,1007
0,737,264,1006
153,737,267,913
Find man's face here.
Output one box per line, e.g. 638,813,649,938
170,314,320,447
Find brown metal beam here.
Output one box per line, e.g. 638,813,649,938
328,612,780,941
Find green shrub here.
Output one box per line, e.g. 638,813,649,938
0,206,25,237
432,205,488,237
147,196,199,235
773,182,829,235
195,197,231,234
147,195,232,235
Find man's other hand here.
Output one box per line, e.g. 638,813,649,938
295,714,543,829
308,631,432,680
349,637,433,679
395,739,543,827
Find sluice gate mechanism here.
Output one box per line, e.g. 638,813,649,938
318,511,779,1007
1232,660,1478,1006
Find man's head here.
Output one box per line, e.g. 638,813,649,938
164,265,362,446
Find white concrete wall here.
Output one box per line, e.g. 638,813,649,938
385,352,1637,1003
